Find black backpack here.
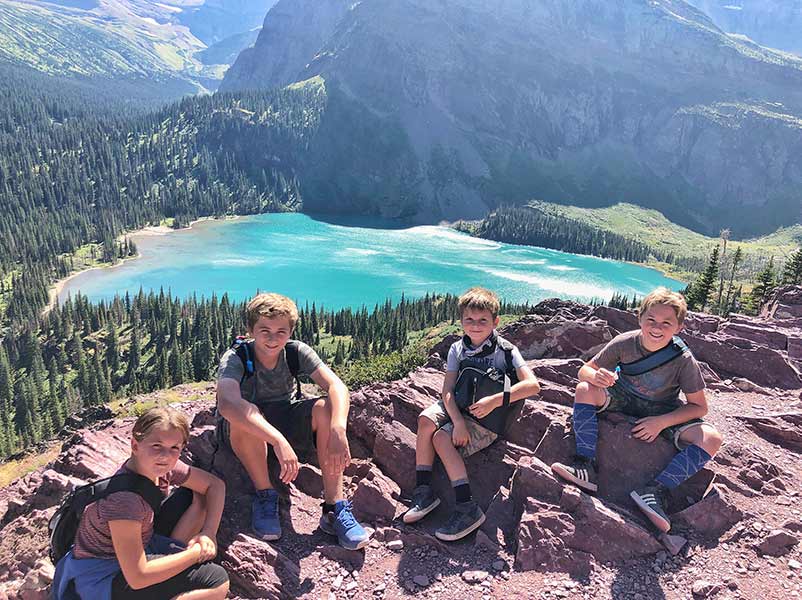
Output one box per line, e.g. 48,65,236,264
454,336,521,435
48,473,163,564
230,337,303,400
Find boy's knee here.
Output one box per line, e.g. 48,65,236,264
312,398,331,429
575,381,604,405
704,426,723,455
432,428,452,448
417,415,436,435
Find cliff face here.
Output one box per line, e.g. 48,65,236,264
220,0,802,236
687,0,802,56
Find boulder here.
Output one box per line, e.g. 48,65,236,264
672,485,744,536
591,305,639,334
718,321,788,351
351,463,400,521
221,534,300,599
501,315,615,360
755,529,799,556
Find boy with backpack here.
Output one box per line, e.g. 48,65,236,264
550,287,723,532
215,292,370,550
403,287,540,541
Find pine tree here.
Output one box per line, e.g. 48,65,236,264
720,246,744,316
687,246,720,312
749,257,777,314
782,248,802,285
105,320,120,374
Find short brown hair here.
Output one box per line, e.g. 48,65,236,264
638,287,688,324
132,407,190,446
246,292,299,330
458,287,500,318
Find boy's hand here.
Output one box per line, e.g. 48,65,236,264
451,420,470,447
468,396,499,419
187,533,217,562
274,436,299,483
592,368,618,388
326,425,351,474
632,416,666,443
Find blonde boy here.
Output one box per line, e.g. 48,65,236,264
551,287,723,532
215,293,370,549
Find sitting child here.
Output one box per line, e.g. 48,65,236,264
53,407,229,600
404,287,540,541
215,292,370,550
551,287,723,532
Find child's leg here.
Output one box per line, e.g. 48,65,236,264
173,581,229,600
311,397,343,504
415,415,438,487
572,382,607,459
432,428,471,502
655,423,722,489
112,563,229,600
228,422,271,491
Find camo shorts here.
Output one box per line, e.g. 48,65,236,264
599,384,704,451
420,401,498,458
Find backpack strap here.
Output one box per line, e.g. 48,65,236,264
231,337,255,384
91,473,164,514
285,341,302,400
496,337,516,408
618,335,688,377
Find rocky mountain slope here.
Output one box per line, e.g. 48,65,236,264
0,0,275,94
2,286,802,598
687,0,802,56
221,0,802,236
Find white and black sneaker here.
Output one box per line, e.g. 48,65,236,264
630,482,671,533
551,455,598,494
403,484,441,524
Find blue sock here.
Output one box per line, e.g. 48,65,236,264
655,444,712,489
573,403,598,459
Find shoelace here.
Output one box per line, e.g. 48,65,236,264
336,500,358,530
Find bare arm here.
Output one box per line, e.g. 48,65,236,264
216,378,287,446
181,467,225,539
578,360,618,388
440,370,464,424
309,364,349,430
109,520,201,590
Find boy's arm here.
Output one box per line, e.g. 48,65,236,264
468,365,540,419
441,370,470,447
578,360,618,388
632,389,708,442
309,363,351,473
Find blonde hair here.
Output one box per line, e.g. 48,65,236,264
132,407,190,446
638,287,688,324
458,287,501,318
246,292,299,330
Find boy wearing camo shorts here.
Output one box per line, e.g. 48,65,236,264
403,288,540,541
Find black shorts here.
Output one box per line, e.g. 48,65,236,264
600,383,704,450
111,488,228,599
217,397,321,461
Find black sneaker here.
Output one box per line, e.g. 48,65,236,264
434,500,485,542
403,484,441,524
630,482,671,533
550,455,598,494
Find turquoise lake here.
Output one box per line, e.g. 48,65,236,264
57,214,682,309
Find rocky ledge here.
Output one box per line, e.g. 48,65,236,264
2,288,802,599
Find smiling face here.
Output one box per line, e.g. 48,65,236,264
638,303,683,352
461,307,499,347
249,314,293,362
130,426,185,480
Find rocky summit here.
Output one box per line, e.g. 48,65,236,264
221,0,802,236
3,288,802,598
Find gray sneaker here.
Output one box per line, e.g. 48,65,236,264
551,455,598,494
403,485,441,524
630,482,671,533
434,500,485,542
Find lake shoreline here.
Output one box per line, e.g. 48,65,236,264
46,216,241,313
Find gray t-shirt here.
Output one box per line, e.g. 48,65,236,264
591,330,705,402
446,335,526,373
218,341,323,404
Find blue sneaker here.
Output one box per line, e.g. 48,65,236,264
318,500,371,550
252,489,281,541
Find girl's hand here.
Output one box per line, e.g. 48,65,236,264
187,534,217,562
468,396,499,419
